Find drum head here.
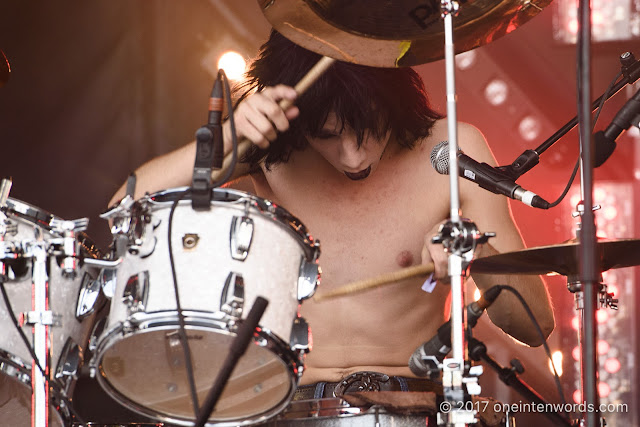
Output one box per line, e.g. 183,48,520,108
97,324,293,424
0,374,64,427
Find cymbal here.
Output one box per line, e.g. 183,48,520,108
258,0,551,67
471,239,640,277
0,50,9,88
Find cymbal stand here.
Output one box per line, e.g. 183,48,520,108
433,2,493,425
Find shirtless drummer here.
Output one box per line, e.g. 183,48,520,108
110,30,554,415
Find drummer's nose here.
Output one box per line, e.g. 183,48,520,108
338,137,367,170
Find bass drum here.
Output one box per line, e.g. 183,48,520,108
93,188,321,426
0,198,103,426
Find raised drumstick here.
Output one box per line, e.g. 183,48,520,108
314,263,435,302
212,56,336,182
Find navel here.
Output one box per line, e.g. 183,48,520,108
396,250,414,268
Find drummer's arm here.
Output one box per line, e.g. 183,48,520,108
109,85,298,206
459,124,554,346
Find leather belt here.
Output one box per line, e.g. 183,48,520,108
293,371,442,400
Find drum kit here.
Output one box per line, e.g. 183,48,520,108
1,0,638,426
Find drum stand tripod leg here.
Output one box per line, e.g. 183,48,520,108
195,296,269,427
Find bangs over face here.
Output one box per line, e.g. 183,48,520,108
238,30,443,168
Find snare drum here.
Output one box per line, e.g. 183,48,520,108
93,188,321,426
0,198,103,426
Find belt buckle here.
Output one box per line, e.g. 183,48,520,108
333,371,390,398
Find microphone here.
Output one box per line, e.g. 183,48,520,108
593,87,640,167
408,286,503,377
431,141,550,209
209,74,224,169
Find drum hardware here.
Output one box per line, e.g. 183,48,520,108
289,317,311,354
54,338,83,394
182,233,199,249
467,337,572,427
297,259,320,300
49,217,89,278
76,272,104,319
0,190,102,426
221,272,245,320
231,215,255,261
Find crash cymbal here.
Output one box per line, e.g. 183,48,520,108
258,0,551,67
471,239,640,276
0,50,9,88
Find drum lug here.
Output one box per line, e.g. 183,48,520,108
230,216,254,261
221,272,244,319
297,258,321,301
290,316,311,353
97,266,118,299
55,338,81,393
123,271,149,314
76,273,102,320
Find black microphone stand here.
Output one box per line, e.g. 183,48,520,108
467,337,573,427
495,51,640,180
195,296,269,427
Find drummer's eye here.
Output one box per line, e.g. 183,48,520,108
314,131,339,140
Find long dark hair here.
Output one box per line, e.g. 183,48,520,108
238,30,443,169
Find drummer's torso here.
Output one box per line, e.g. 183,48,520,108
249,135,453,384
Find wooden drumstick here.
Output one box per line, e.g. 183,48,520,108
314,263,435,302
212,56,336,182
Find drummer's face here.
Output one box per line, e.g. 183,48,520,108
306,113,391,181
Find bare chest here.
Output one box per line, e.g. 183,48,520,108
251,150,450,289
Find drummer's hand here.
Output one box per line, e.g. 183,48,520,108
225,85,299,150
421,222,450,284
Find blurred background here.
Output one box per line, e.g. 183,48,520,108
0,0,638,424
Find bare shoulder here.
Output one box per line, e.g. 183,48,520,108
429,119,495,166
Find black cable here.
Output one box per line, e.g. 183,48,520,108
211,69,238,188
494,285,567,406
545,70,623,208
167,188,201,416
165,68,241,418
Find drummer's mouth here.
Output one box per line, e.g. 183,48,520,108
344,166,372,181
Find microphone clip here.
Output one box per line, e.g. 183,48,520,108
191,125,216,210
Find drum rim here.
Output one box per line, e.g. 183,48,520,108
0,349,71,425
146,187,320,262
91,310,302,426
0,348,31,386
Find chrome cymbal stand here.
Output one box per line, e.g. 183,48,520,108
432,2,493,426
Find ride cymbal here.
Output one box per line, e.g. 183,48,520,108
471,239,640,276
258,0,551,67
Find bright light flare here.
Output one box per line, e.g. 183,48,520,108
549,350,563,376
217,51,246,81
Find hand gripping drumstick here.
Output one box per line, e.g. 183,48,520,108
314,263,435,302
211,56,336,182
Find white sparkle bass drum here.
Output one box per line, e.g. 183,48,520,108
93,187,321,426
0,198,103,426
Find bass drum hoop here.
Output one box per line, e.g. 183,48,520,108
93,311,302,427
